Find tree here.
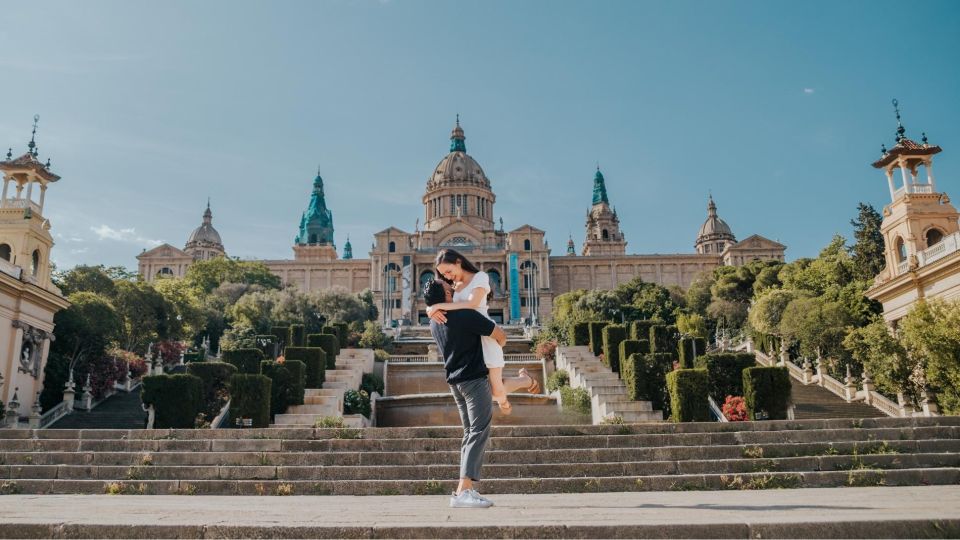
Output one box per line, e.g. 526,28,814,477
153,277,206,341
850,203,886,280
898,300,960,415
748,289,806,337
685,273,714,315
779,296,851,364
676,313,707,338
113,280,175,353
843,318,915,401
184,257,281,294
54,265,117,297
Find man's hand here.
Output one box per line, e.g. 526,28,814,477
490,326,506,347
427,305,447,324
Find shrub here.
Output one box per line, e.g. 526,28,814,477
588,321,609,357
695,353,757,404
344,389,371,418
374,349,390,362
127,357,149,379
270,326,290,350
535,340,558,362
666,368,710,422
361,372,385,396
141,374,203,429
546,369,570,392
322,325,338,338
559,386,592,416
570,322,591,347
284,359,305,406
222,348,264,374
228,374,271,428
358,321,392,350
722,395,748,421
182,351,203,363
678,337,708,369
630,320,656,341
290,325,306,347
619,340,649,371
743,366,792,420
254,335,277,359
601,325,628,374
621,352,674,415
650,325,680,358
260,361,295,418
333,322,350,346
186,362,238,420
283,347,326,388
308,334,340,368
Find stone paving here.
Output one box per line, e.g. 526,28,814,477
0,486,958,538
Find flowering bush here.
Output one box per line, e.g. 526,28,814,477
722,395,748,422
343,389,371,418
108,349,148,379
156,341,186,365
535,340,557,362
75,355,126,400
127,358,149,379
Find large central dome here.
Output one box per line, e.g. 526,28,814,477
422,119,496,233
426,120,491,191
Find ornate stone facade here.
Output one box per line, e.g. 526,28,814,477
138,119,786,324
0,119,70,418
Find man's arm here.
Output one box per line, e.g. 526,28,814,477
452,310,497,338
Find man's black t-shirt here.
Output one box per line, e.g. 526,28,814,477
430,310,496,385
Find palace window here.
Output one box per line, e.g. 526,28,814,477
0,243,10,261
487,269,502,294
926,228,945,248
388,241,396,253
602,229,609,240
158,267,174,276
524,239,531,251
896,237,907,262
31,249,40,277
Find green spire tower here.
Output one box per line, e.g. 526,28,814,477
343,236,353,259
450,114,466,153
295,168,335,247
592,167,609,206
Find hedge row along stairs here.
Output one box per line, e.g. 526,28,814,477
0,417,957,496
555,346,663,423
271,350,374,428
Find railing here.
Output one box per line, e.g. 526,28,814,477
38,401,72,429
820,372,848,397
868,391,902,417
506,354,537,361
1,198,42,214
387,355,430,363
918,231,960,267
896,260,910,275
908,184,934,194
707,395,728,422
212,399,232,428
0,258,22,279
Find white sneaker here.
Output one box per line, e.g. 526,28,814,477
467,489,494,507
449,489,493,508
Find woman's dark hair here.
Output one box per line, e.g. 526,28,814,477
435,248,481,275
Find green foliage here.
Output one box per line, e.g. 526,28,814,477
374,349,390,362
849,203,886,281
308,334,340,368
601,324,627,374
289,325,305,347
898,300,960,414
358,321,392,350
749,289,806,337
630,320,656,341
284,347,326,388
559,386,591,416
666,369,710,422
344,389,371,418
678,337,707,369
332,322,350,346
779,296,851,362
222,348,264,374
650,325,679,358
141,374,203,428
843,318,912,400
676,313,707,338
284,360,305,406
570,322,591,346
361,372,385,396
619,339,645,370
260,361,296,418
546,369,570,392
694,352,756,403
56,265,117,297
621,353,673,415
184,257,281,295
588,321,608,356
228,374,271,428
271,326,290,349
743,366,792,420
186,362,237,420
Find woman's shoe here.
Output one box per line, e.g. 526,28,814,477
518,368,541,394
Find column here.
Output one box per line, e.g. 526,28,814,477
899,159,910,193
1,178,9,206
925,160,936,192
885,170,896,201
25,181,34,206
38,184,47,213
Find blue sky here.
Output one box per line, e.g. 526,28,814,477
1,0,958,272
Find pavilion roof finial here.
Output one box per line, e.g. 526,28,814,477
28,114,39,157
893,99,906,142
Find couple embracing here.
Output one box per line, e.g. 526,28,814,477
422,248,540,508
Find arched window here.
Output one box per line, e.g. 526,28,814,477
31,249,40,277
602,229,609,240
388,241,396,253
926,228,945,248
896,237,907,262
487,269,502,294
157,267,174,277
524,239,531,251
0,243,10,261
309,233,317,244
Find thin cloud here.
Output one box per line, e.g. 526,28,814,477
91,224,163,247
803,88,815,94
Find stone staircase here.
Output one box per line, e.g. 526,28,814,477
48,388,146,430
0,417,957,496
792,383,888,420
556,346,663,423
271,349,374,428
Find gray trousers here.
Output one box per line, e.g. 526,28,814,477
449,377,493,481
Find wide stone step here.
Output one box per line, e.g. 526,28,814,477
285,404,338,415
6,438,957,467
4,467,958,495
611,410,665,422
601,400,653,413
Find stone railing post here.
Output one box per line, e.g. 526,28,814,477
843,365,857,402
896,392,915,417
921,387,939,417
78,374,93,411
861,369,875,405
778,341,788,366
62,370,76,410
745,336,754,353
143,403,155,430
427,343,439,362
801,357,814,384
28,392,42,429
5,388,20,428
815,358,825,387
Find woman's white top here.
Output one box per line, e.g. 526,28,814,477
453,271,504,368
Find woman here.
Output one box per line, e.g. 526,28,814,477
427,248,540,413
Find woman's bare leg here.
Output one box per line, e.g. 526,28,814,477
503,368,540,394
487,368,511,414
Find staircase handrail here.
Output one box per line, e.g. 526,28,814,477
212,399,232,429
707,395,728,423
38,401,72,429
867,391,902,417
819,372,848,397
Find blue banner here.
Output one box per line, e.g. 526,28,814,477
509,253,521,322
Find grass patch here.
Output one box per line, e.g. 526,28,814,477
415,481,446,495
171,483,198,495
722,474,802,490
847,470,886,487
257,452,271,466
377,486,401,496
0,481,22,495
139,453,153,466
741,446,764,459
274,483,295,496
333,428,363,440
314,416,345,429
104,482,146,495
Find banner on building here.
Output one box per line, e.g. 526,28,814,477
509,253,521,322
401,255,413,321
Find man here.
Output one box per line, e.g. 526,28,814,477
423,278,506,509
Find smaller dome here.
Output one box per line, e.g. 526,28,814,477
696,196,735,241
186,204,224,247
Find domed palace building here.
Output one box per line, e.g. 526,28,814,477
138,119,785,324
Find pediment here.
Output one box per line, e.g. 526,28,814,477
137,243,189,259
509,224,545,235
729,234,785,250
